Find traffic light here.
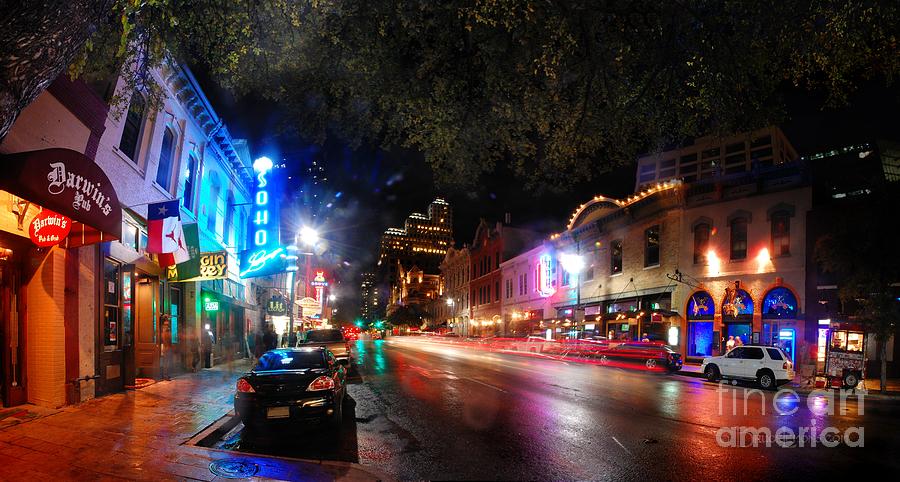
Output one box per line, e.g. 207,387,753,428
355,319,363,328
375,320,384,329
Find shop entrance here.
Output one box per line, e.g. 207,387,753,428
134,277,159,380
723,323,752,347
688,321,715,357
0,252,26,407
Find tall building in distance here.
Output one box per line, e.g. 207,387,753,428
359,272,378,322
377,198,453,286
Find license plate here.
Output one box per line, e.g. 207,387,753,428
267,406,290,419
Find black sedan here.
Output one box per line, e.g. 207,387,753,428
235,347,347,432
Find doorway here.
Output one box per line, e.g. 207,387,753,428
134,277,159,380
0,254,26,407
723,322,752,347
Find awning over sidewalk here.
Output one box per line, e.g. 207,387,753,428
0,148,122,247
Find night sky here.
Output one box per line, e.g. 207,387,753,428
195,70,900,316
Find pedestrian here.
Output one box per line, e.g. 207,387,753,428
159,314,173,380
726,335,735,352
288,326,298,347
253,326,266,360
641,332,650,343
187,329,200,372
734,335,744,347
201,323,215,368
263,324,277,351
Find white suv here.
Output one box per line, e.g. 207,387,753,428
701,345,795,390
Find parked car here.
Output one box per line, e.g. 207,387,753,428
301,329,352,364
234,347,347,432
701,345,795,390
597,342,683,372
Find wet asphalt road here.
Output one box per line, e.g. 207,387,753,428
224,338,900,480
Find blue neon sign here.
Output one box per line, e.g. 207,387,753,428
239,159,286,278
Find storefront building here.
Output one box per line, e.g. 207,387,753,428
552,182,687,346
0,61,254,406
676,163,811,369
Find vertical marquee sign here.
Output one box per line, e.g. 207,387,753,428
537,253,556,297
239,158,286,278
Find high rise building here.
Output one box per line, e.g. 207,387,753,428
377,198,453,287
359,272,378,321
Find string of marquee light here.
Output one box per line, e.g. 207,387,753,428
555,179,683,234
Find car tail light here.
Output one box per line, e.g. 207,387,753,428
308,376,335,391
783,362,791,370
236,378,255,393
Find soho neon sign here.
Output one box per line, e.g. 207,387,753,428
240,157,284,278
538,253,555,297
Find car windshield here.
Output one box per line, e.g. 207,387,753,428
254,350,326,371
305,330,344,342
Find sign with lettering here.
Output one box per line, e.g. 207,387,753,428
267,296,287,316
28,208,71,247
0,149,121,243
166,251,228,282
239,160,285,278
537,253,556,297
299,297,321,317
205,300,220,312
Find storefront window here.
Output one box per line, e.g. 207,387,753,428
762,287,798,319
122,271,132,346
687,291,714,320
722,288,754,320
688,322,714,356
103,259,121,347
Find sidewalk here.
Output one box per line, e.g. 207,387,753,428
678,363,900,398
0,361,389,481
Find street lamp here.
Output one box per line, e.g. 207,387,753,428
560,251,585,337
288,225,322,342
299,226,319,247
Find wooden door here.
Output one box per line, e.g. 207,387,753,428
134,279,159,379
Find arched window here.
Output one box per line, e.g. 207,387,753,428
730,217,748,260
223,191,235,246
762,287,798,319
722,288,754,320
155,127,176,190
693,223,710,265
207,172,220,234
118,91,146,161
182,153,198,212
686,291,715,320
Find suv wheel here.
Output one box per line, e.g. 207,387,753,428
843,372,860,389
704,364,721,382
599,355,609,365
757,370,776,390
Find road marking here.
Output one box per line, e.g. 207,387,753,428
612,437,631,455
463,377,507,393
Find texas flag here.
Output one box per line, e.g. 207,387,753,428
147,200,188,267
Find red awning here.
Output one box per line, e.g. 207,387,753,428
0,148,121,247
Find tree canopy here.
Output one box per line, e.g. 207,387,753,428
3,1,899,190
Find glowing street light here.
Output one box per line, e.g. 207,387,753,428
299,226,319,247
252,156,273,173
329,294,337,302
560,253,586,275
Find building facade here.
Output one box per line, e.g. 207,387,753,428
469,220,542,336
359,272,378,322
440,246,470,335
0,62,255,408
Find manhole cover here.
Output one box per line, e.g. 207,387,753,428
209,459,260,478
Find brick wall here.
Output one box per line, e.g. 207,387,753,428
26,247,67,408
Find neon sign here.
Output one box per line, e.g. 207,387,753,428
239,158,286,278
537,254,555,297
